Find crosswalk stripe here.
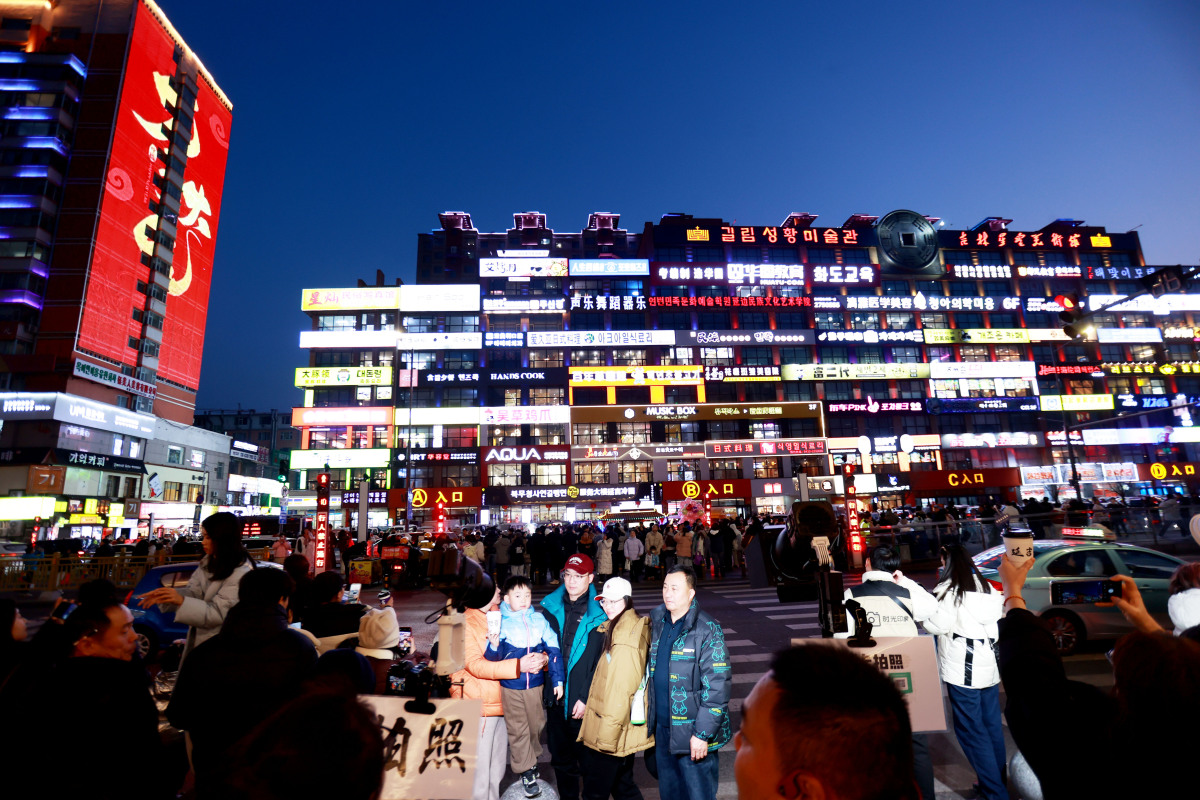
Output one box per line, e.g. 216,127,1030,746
730,652,773,664
731,672,763,684
723,639,757,647
711,587,781,595
787,622,821,630
766,611,819,620
722,627,736,634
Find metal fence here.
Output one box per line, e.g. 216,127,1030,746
0,548,273,593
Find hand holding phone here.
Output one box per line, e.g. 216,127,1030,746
1050,579,1123,606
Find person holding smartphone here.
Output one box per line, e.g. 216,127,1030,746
451,585,548,800
920,545,1007,800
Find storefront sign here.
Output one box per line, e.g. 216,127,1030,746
480,405,571,425
942,227,1126,251
1037,364,1102,377
1096,328,1163,344
399,284,480,312
928,362,1036,380
815,330,925,343
396,332,483,350
1163,326,1200,341
1040,395,1115,412
569,259,649,277
508,485,638,501
1141,462,1200,481
704,439,827,458
483,331,524,347
1087,294,1200,314
481,297,566,314
910,468,1021,493
341,490,389,506
940,432,1043,449
570,294,649,311
568,366,703,387
299,330,399,349
703,365,782,382
73,360,157,398
290,449,391,469
0,392,155,437
823,295,1022,312
950,264,1019,280
782,364,930,381
685,330,814,345
395,449,479,464
1115,394,1200,411
0,495,57,521
406,487,483,509
571,402,823,424
482,446,570,463
571,443,705,461
486,369,568,384
1102,362,1200,376
663,479,753,501
923,329,1030,345
419,371,481,385
291,407,392,427
301,286,400,311
395,407,482,426
1020,466,1057,486
826,399,923,414
927,397,1039,414
526,330,673,348
1026,328,1073,342
480,257,568,279
56,449,144,473
647,295,812,309
26,465,65,494
810,264,879,287
294,366,392,387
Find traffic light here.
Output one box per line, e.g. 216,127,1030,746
277,457,290,483
1055,293,1086,339
1140,266,1190,298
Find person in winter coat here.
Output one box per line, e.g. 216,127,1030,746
623,530,645,582
138,512,254,655
594,532,614,584
494,533,512,585
486,575,565,796
647,566,731,800
538,554,608,800
644,525,664,563
168,567,317,799
578,577,654,800
1168,562,1200,635
453,586,549,800
353,601,405,694
674,527,694,562
921,545,1007,800
271,534,291,563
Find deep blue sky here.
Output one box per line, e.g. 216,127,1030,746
168,0,1200,413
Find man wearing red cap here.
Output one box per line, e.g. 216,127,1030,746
538,553,608,800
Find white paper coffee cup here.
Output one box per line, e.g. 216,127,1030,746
486,610,501,637
1002,531,1035,569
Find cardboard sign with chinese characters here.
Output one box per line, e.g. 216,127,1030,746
359,696,481,800
792,637,945,733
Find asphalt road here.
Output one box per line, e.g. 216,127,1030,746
383,566,1118,800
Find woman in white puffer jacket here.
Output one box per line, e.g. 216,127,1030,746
922,544,1009,800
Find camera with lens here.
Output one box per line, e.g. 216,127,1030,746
385,658,453,698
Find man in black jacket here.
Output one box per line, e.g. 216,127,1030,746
168,568,317,799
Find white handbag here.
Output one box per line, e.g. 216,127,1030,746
630,661,650,726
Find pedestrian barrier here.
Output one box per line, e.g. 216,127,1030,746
0,548,272,593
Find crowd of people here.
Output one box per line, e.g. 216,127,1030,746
2,508,1197,799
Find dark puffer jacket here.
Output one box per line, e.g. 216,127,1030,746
646,600,732,755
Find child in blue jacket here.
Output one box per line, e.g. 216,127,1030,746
486,575,564,796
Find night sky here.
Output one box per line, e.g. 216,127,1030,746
163,0,1200,413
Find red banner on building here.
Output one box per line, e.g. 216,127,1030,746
663,479,752,502
393,486,483,510
909,468,1021,494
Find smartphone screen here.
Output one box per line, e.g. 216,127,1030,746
1050,579,1122,605
345,583,362,603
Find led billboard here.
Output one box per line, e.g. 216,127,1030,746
77,3,232,391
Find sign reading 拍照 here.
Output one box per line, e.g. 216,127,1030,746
73,360,157,398
359,695,481,799
793,637,945,733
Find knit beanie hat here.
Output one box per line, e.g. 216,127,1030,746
358,607,400,651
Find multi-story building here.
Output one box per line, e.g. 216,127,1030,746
290,209,1198,530
0,0,232,541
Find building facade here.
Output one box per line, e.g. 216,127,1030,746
0,0,232,541
289,210,1197,528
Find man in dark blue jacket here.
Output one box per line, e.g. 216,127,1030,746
538,553,607,800
647,565,731,800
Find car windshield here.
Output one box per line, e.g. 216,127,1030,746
973,541,1079,571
